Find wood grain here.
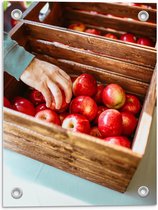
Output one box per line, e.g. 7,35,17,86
22,2,156,43
43,2,63,26
3,108,141,192
23,2,63,26
64,8,156,40
22,2,46,22
62,2,156,23
24,21,156,68
34,53,149,98
132,68,156,154
65,21,125,37
28,38,153,83
9,22,27,47
64,19,156,44
4,17,156,193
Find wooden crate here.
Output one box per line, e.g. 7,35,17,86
4,6,156,193
23,2,157,45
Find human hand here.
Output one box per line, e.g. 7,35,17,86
20,58,72,109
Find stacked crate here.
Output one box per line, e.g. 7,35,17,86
4,2,157,192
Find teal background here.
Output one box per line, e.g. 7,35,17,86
3,108,156,207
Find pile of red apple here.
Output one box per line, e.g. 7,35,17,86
4,73,141,149
68,22,154,47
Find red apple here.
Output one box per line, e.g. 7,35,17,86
59,112,69,124
120,33,137,43
120,94,141,115
73,73,97,97
85,29,101,35
35,103,48,113
102,84,126,109
93,106,108,125
35,109,61,125
90,126,103,138
68,23,86,32
121,112,138,136
50,88,69,113
4,97,11,108
70,96,98,121
93,84,104,105
104,33,118,39
62,114,90,134
103,136,131,148
137,37,154,47
98,109,123,137
27,89,45,105
12,97,35,116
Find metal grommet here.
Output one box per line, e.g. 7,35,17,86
138,186,149,197
138,10,149,22
11,9,23,20
11,188,23,199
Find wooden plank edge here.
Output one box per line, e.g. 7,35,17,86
3,108,143,161
132,69,156,154
23,19,156,68
22,2,46,19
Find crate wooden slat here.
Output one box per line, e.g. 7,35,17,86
63,2,157,23
3,108,142,193
64,8,156,39
32,52,149,97
22,2,46,22
132,69,156,154
23,20,156,68
23,2,157,23
23,2,62,26
23,2,157,43
28,38,153,83
4,3,157,192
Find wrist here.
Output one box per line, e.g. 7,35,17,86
20,57,37,80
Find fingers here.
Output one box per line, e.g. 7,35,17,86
21,59,73,110
47,80,62,110
58,69,71,82
35,84,52,108
54,74,72,103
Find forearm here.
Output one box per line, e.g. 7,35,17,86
4,32,35,80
